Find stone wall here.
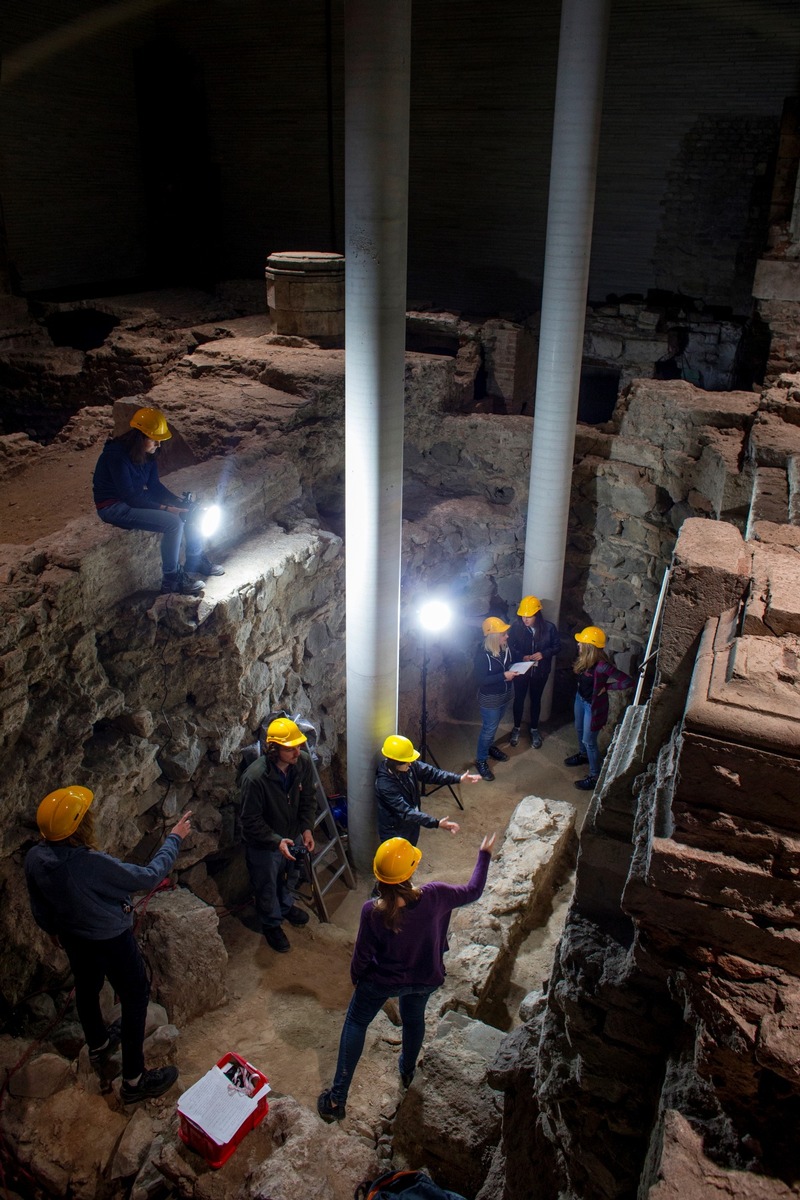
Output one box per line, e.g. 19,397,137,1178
484,460,800,1199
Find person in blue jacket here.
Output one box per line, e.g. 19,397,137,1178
92,406,223,595
376,735,480,846
25,785,191,1103
507,595,561,749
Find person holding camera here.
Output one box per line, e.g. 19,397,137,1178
25,785,191,1103
239,717,316,953
92,406,223,596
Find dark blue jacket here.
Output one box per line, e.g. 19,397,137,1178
93,439,180,510
508,616,561,681
375,760,462,845
25,835,182,940
474,645,512,701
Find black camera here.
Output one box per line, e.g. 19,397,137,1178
291,843,309,858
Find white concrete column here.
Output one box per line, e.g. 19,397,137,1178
522,0,611,718
344,0,411,873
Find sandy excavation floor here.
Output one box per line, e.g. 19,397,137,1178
177,716,589,1133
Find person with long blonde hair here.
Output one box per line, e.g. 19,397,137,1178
473,616,520,780
317,832,496,1122
564,626,634,791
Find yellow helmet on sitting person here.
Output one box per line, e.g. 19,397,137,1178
517,595,542,618
381,735,420,763
266,717,307,747
482,616,510,636
36,786,94,841
373,837,423,885
130,407,172,442
575,625,606,649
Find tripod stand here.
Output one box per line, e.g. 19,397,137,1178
418,633,463,810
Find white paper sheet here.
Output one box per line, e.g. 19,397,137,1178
509,661,533,674
178,1066,270,1145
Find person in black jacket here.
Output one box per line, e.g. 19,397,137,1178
92,406,222,595
508,595,562,749
376,735,480,845
473,616,520,780
239,717,317,954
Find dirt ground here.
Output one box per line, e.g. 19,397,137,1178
177,716,588,1131
0,421,589,1137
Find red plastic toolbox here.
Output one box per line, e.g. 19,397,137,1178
177,1052,270,1168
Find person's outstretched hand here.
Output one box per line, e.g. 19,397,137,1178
480,832,497,855
171,811,192,839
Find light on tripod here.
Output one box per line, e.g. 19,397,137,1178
416,598,462,810
199,504,221,539
419,599,451,634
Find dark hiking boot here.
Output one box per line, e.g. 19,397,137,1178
286,906,309,926
120,1066,178,1104
531,729,543,749
317,1090,346,1123
574,775,598,791
475,760,495,781
160,569,204,596
488,745,508,762
184,552,224,577
509,727,521,747
264,926,290,952
89,1018,122,1070
564,752,588,767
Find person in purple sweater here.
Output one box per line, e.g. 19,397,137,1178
317,832,496,1122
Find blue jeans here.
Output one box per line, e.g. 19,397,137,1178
245,844,302,930
477,699,509,762
330,980,437,1105
60,928,149,1080
574,693,600,777
98,502,203,574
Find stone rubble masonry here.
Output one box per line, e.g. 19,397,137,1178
439,795,575,1025
489,505,800,1200
137,887,228,1027
392,1010,506,1199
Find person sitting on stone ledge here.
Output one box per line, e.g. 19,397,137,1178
317,832,495,1124
239,717,316,954
376,734,480,846
24,785,191,1104
92,405,223,596
564,625,634,792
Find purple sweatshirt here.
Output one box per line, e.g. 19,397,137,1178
350,849,491,989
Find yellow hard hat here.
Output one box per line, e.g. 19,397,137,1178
381,735,420,763
482,616,510,636
266,717,307,747
517,595,542,618
575,625,606,649
373,838,423,885
36,786,94,841
129,407,172,442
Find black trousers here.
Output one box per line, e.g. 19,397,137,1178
512,668,550,729
60,928,149,1080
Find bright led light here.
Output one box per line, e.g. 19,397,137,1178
200,504,221,539
419,600,451,633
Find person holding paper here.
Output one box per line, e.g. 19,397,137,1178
317,832,496,1123
508,595,561,750
473,616,520,781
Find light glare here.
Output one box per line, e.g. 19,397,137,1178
200,504,221,538
419,600,451,633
